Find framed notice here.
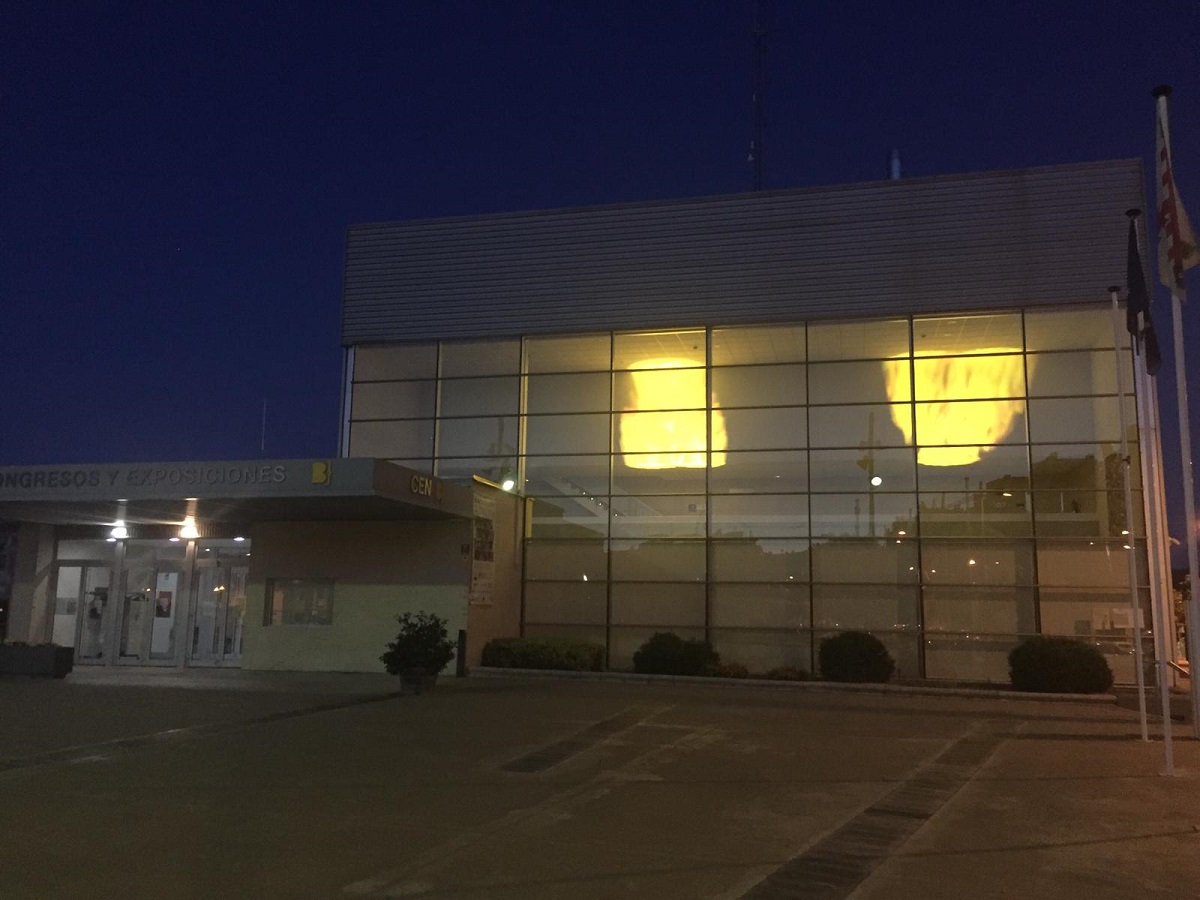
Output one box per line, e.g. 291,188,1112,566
470,493,496,605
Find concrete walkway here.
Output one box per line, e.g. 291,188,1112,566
2,672,1199,899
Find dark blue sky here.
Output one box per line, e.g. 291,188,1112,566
3,1,1198,542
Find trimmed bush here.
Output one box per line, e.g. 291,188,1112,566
703,661,750,679
763,666,815,682
480,637,604,672
1008,636,1114,694
818,631,895,683
632,632,720,676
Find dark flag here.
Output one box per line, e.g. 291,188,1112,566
1127,215,1151,339
1144,317,1163,376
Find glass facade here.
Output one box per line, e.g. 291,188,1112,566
347,305,1149,681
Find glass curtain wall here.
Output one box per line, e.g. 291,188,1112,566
346,305,1147,681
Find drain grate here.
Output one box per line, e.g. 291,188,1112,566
742,730,1005,899
500,706,654,774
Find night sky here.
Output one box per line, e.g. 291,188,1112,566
3,2,1198,544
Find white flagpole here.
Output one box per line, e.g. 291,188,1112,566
1154,85,1200,737
1112,289,1152,738
1111,288,1150,740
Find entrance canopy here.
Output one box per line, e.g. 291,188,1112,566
0,458,471,534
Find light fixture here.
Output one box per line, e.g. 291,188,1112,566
179,516,199,540
169,537,180,543
968,559,977,566
897,530,906,536
1121,530,1130,536
1002,491,1013,498
106,537,117,543
501,478,515,491
870,475,883,487
582,574,588,582
234,536,245,543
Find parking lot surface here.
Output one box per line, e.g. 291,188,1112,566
2,669,1199,899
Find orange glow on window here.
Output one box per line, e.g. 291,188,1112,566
619,358,727,468
882,350,1030,466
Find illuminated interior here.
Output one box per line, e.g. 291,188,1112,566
619,358,727,468
883,350,1030,466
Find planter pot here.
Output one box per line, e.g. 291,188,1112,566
400,669,439,695
0,644,74,678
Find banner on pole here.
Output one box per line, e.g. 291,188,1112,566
1156,92,1199,293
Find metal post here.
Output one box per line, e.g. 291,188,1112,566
1111,289,1149,740
456,629,467,677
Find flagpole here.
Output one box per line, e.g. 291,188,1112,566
1154,84,1200,737
1111,287,1150,740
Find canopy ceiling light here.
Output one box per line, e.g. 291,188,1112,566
178,516,200,540
882,350,1031,467
618,358,726,469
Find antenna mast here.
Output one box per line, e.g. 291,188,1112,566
749,1,767,191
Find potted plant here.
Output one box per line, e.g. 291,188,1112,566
0,642,74,678
379,611,457,694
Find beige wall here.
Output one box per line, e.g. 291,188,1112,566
464,485,524,665
8,523,55,643
242,519,471,673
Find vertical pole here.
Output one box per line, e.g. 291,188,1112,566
1111,289,1149,740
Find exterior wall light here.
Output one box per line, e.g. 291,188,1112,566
501,478,515,491
234,536,246,542
179,517,200,540
870,475,883,487
109,521,128,540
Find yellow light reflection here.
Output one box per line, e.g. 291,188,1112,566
882,350,1029,467
619,358,727,468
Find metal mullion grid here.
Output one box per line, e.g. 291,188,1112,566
805,320,815,670
431,343,444,474
906,316,927,679
1020,311,1042,639
705,327,713,646
605,332,616,669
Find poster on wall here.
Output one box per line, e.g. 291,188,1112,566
470,493,496,605
155,590,173,618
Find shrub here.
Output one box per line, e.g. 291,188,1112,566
632,632,720,676
480,637,604,671
763,666,815,682
818,631,895,683
1008,636,1114,694
703,661,750,679
379,611,457,676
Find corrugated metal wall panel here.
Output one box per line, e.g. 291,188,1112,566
341,159,1146,344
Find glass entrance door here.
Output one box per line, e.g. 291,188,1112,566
54,565,111,659
189,542,248,665
118,540,187,664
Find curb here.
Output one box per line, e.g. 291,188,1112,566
471,666,1119,704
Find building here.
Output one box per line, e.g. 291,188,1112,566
1,159,1168,682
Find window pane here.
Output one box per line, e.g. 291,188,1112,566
1028,396,1134,443
609,495,705,538
710,494,808,538
710,583,809,627
525,372,610,414
723,408,807,450
525,333,611,373
527,494,608,538
712,365,806,408
349,420,435,458
613,330,706,370
439,377,520,417
811,539,919,583
918,493,1034,538
523,455,610,497
616,409,716,463
1037,540,1138,589
1024,306,1129,351
55,540,115,561
709,539,809,582
351,381,436,420
1033,490,1141,538
1027,350,1132,397
710,628,812,673
923,586,1037,634
913,400,1028,464
523,582,607,625
610,539,705,581
921,540,1035,586
1031,443,1139,492
436,456,515,482
612,458,706,495
711,324,806,365
611,582,706,626
526,413,611,455
525,540,608,581
808,404,909,448
812,584,920,629
912,313,1023,356
439,339,520,377
709,450,807,494
264,579,334,626
916,444,1030,491
912,353,1025,401
809,360,901,406
808,318,909,361
438,416,518,458
810,447,915,493
810,493,917,538
614,366,705,413
354,344,436,381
